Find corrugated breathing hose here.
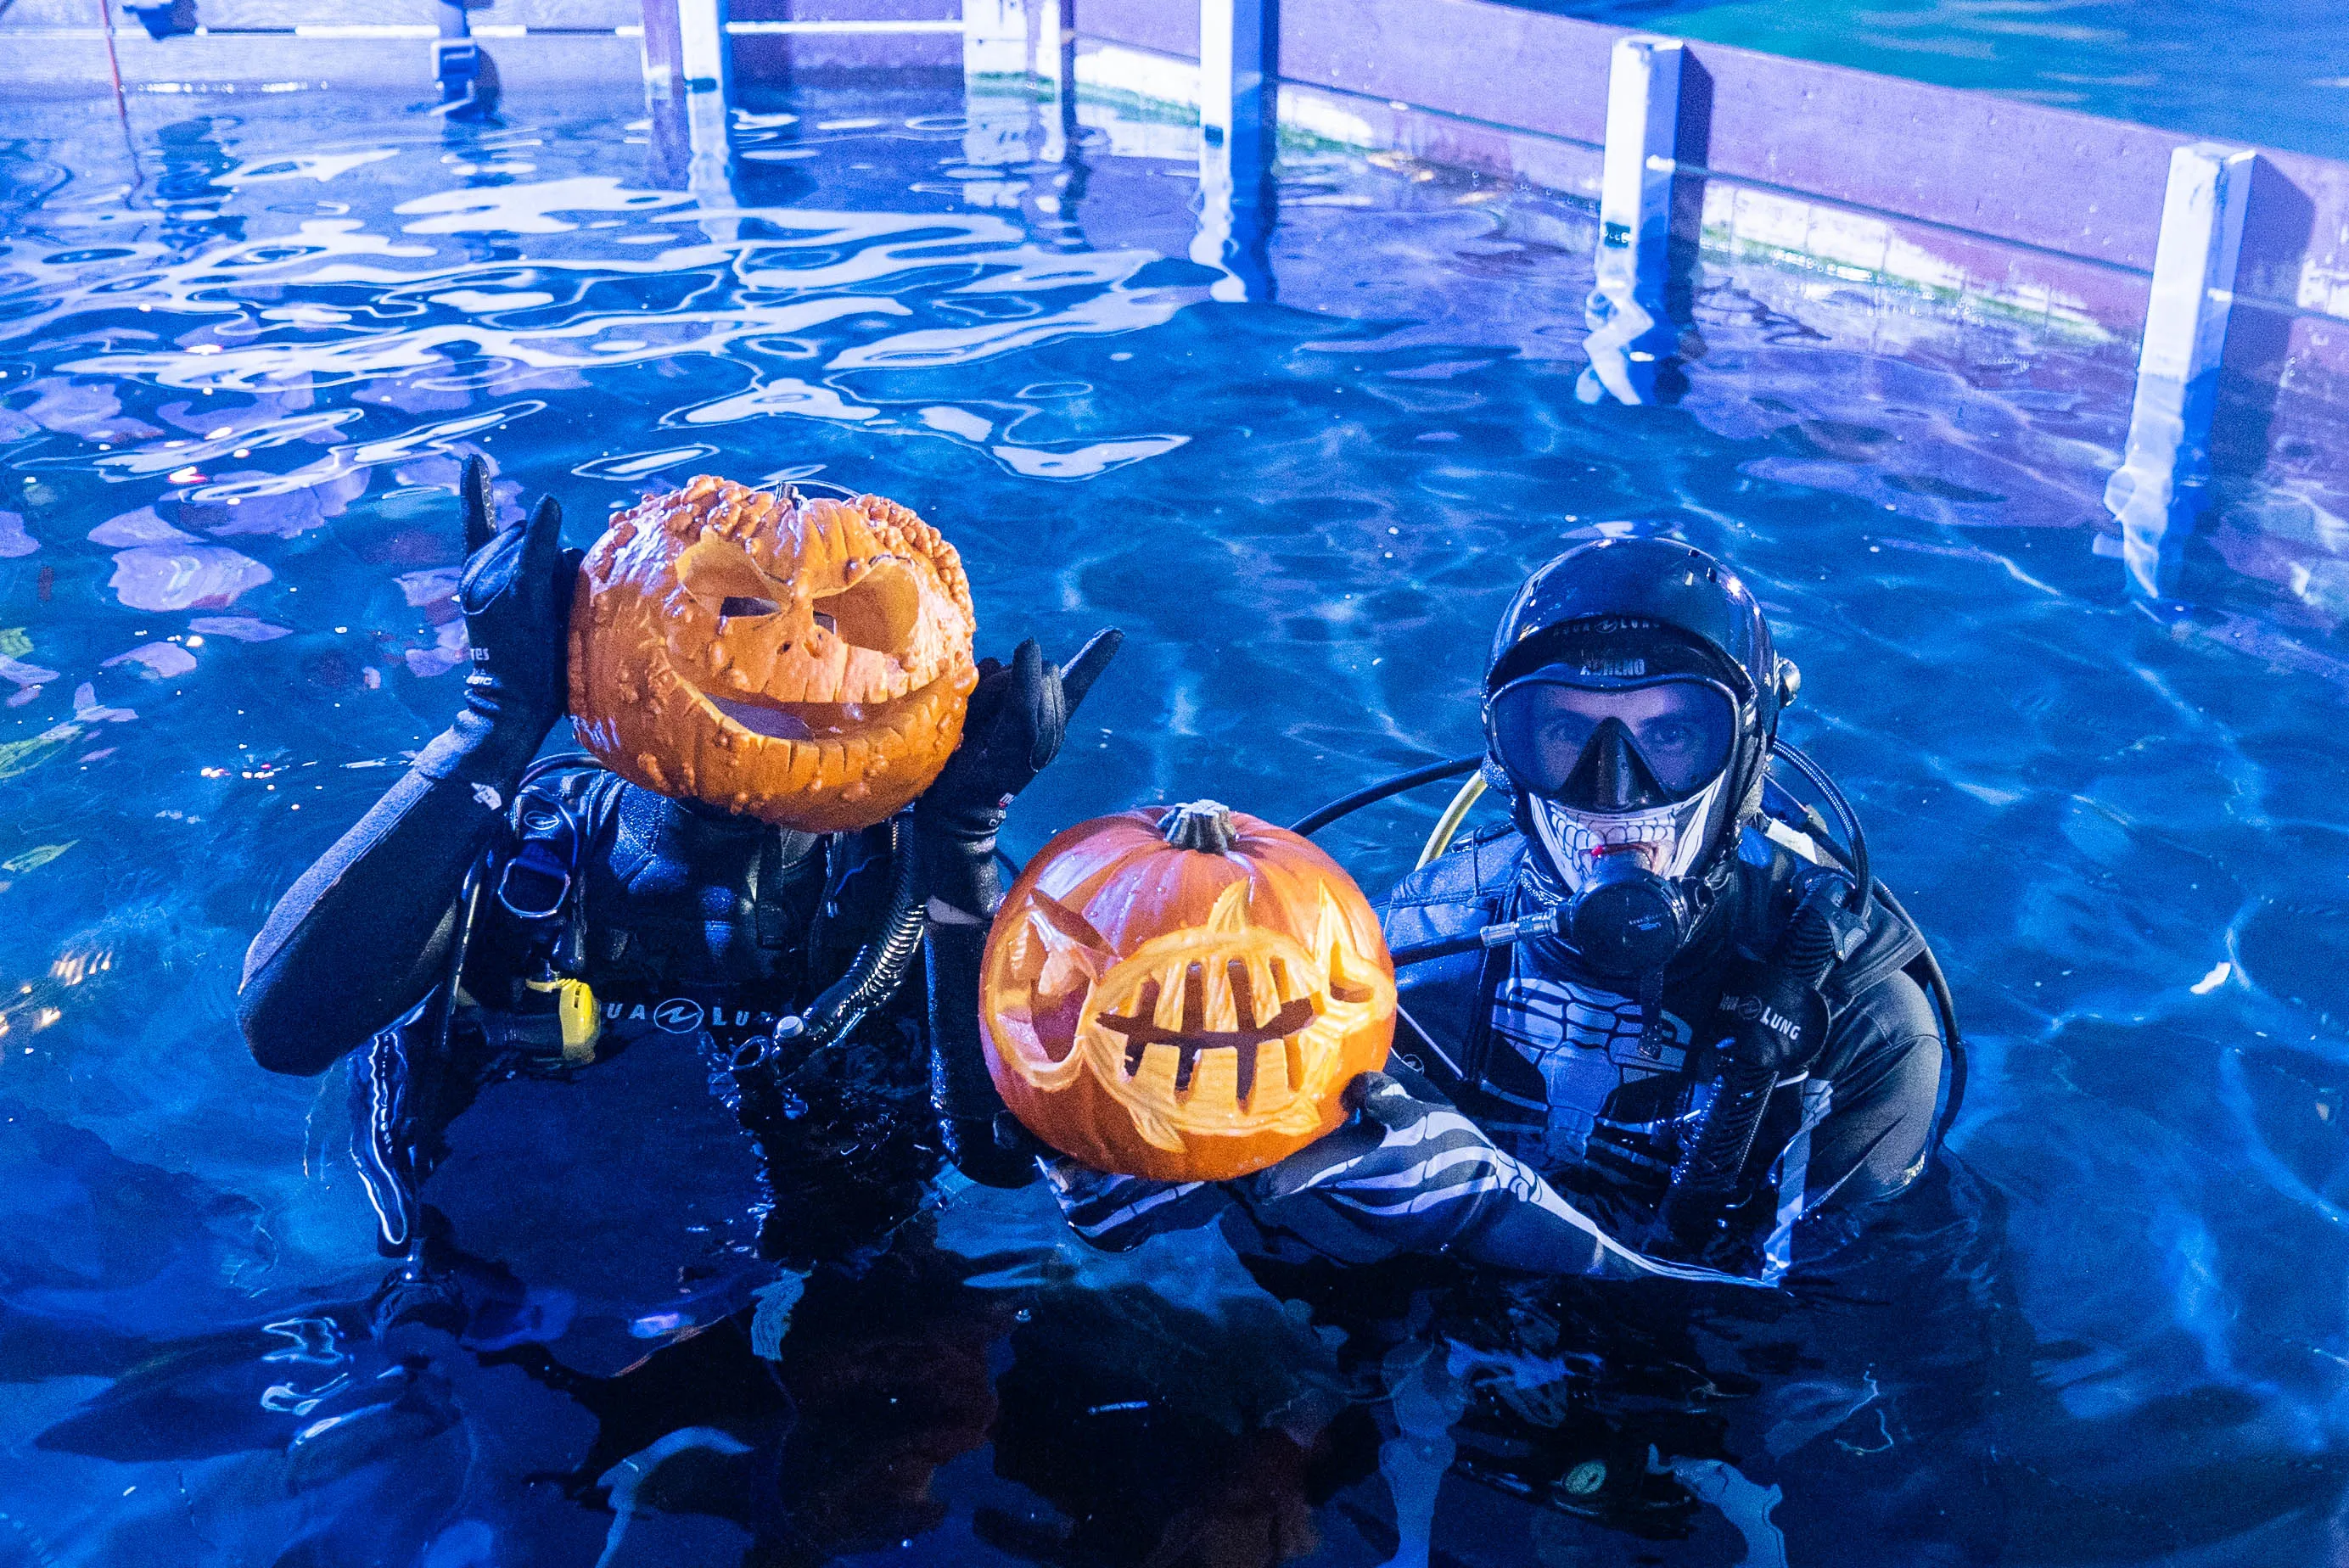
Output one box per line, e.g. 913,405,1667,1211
732,814,925,1132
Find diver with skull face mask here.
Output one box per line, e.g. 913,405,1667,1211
1051,537,1950,1281
238,461,1113,1370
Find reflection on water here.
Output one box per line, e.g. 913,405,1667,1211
2,68,2348,1568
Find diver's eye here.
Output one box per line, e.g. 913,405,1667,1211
1647,722,1696,752
719,596,780,619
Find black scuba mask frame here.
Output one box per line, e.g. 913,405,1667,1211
1483,669,1742,818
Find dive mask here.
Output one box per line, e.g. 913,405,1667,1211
1487,665,1741,978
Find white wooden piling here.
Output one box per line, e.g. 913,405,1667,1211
1579,35,1684,405
2103,143,2256,598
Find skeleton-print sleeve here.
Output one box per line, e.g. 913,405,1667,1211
1042,1157,1230,1252
1223,1105,1761,1285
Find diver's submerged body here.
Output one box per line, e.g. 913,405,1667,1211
333,768,933,1369
240,462,1107,1366
1053,537,1952,1284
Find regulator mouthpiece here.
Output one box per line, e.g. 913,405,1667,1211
1566,848,1694,979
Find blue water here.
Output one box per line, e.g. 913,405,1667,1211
3,68,2349,1566
1515,0,2349,160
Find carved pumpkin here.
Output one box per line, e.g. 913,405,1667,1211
569,474,978,832
980,800,1396,1181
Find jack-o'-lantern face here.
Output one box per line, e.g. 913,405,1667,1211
980,801,1396,1182
569,474,978,832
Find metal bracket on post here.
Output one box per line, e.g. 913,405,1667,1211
2103,143,2255,602
431,0,498,120
1578,35,1684,406
678,0,729,97
1192,0,1276,301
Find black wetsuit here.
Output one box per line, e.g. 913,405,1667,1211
238,736,989,1371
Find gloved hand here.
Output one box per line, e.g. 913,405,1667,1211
416,456,584,790
1231,1071,1735,1280
916,629,1123,919
939,1109,1044,1190
1712,953,1830,1077
1342,1068,1444,1132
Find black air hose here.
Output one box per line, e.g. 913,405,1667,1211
735,815,925,1131
1656,874,1847,1240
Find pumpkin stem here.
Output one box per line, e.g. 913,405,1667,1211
1162,799,1238,854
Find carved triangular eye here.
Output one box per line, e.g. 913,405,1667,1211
678,531,780,613
1026,888,1115,1000
1314,886,1375,1003
814,558,919,653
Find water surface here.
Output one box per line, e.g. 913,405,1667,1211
1512,0,2349,159
1,71,2347,1567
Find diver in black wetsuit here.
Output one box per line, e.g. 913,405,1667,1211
239,460,1112,1367
1053,536,1955,1284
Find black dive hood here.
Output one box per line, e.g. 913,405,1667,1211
1484,537,1797,984
1485,536,1793,848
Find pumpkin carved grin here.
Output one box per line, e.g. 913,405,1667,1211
694,671,956,745
979,802,1398,1181
1035,880,1382,1150
569,474,978,831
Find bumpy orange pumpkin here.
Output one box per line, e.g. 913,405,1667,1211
569,475,978,832
980,800,1396,1182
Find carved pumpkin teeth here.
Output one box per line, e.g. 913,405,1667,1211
1094,952,1321,1113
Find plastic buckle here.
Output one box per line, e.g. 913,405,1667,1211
1819,874,1870,960
496,839,571,921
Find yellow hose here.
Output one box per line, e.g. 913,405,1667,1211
1416,774,1488,869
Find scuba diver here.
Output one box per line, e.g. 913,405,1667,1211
1050,535,1955,1285
238,458,1112,1370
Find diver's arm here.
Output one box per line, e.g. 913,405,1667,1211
237,725,531,1074
238,462,580,1076
922,912,1038,1185
1803,969,1944,1210
915,630,1122,1185
1043,1157,1233,1251
1223,1074,1754,1284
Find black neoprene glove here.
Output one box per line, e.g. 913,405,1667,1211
919,628,1121,1189
914,629,1124,919
1713,952,1830,1077
1343,1069,1442,1133
412,456,584,791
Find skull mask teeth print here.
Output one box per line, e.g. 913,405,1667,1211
1526,771,1732,894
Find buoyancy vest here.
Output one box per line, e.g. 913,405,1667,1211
353,764,931,1374
1381,814,1928,1261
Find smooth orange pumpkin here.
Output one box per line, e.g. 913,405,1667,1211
980,800,1396,1182
569,475,978,832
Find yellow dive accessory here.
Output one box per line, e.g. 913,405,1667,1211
525,975,603,1062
